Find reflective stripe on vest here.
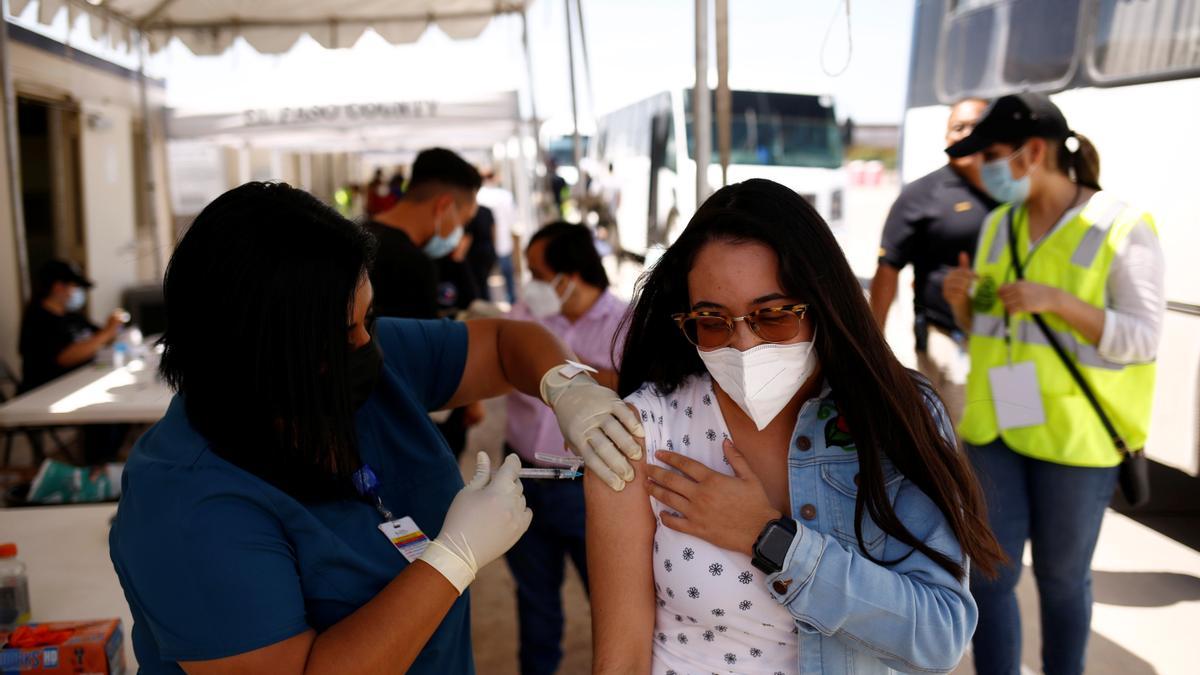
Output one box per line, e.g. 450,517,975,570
959,196,1158,467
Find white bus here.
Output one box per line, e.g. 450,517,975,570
597,89,846,259
901,0,1200,476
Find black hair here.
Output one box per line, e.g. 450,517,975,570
159,182,376,501
618,178,1004,580
405,148,483,201
528,221,609,290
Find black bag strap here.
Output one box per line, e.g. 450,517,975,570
1003,210,1129,455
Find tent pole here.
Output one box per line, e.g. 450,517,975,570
572,0,596,138
563,0,583,185
519,9,547,232
693,0,711,203
137,31,163,279
715,0,730,188
1,2,30,302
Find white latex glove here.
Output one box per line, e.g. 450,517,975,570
419,453,532,594
541,361,645,491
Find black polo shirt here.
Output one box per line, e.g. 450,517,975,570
878,164,998,331
365,221,440,320
18,304,99,392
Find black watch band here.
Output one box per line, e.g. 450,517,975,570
751,517,797,575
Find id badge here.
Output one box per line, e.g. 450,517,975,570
377,516,430,562
988,361,1046,430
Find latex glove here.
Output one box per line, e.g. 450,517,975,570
419,453,532,594
541,361,645,491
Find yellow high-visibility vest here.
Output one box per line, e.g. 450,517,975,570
959,192,1158,467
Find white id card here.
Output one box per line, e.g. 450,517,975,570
377,516,430,562
988,362,1046,430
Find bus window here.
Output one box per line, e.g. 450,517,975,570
1003,0,1081,85
1089,0,1200,82
937,0,1081,100
684,91,842,169
940,3,996,96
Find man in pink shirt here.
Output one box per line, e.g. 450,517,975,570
504,222,629,675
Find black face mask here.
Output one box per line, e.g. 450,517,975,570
347,338,383,410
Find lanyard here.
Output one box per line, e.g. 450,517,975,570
351,463,394,522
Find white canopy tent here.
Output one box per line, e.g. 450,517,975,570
1,0,538,290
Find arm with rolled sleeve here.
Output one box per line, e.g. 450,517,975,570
764,485,975,674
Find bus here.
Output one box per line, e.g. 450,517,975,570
902,0,1200,476
596,89,846,259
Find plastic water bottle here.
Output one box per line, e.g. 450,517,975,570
0,543,31,631
112,341,128,369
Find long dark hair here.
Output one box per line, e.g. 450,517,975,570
619,179,1004,580
159,182,376,501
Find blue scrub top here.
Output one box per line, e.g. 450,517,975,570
110,318,471,674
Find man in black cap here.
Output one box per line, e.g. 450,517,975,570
18,260,127,394
869,98,996,423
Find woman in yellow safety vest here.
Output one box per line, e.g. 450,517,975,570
942,93,1164,675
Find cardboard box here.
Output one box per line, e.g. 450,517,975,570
0,619,124,674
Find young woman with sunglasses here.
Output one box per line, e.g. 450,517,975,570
586,179,1005,674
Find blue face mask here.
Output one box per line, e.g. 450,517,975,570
423,223,464,259
980,149,1031,204
66,287,87,312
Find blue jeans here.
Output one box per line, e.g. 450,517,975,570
503,458,589,675
967,439,1118,675
497,254,516,304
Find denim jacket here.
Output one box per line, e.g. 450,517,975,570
765,377,975,674
634,374,975,674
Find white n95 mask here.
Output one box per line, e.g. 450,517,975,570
523,275,575,319
697,337,819,431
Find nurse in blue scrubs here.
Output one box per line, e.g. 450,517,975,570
109,182,645,675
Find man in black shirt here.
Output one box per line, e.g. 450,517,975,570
366,148,482,320
19,260,125,393
869,98,995,422
365,148,485,455
19,260,129,464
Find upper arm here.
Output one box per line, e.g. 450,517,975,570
586,405,656,673
442,319,510,410
375,318,469,411
181,630,315,675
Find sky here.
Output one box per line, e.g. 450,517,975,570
8,0,918,125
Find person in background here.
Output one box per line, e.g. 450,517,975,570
366,148,480,321
19,260,129,464
869,98,994,423
388,170,406,201
477,168,519,304
365,168,393,217
505,222,629,675
366,148,485,456
463,205,498,304
943,94,1164,675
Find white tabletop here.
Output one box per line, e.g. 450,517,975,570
0,355,172,427
0,503,137,669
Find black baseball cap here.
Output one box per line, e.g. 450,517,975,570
36,259,93,289
945,93,1071,158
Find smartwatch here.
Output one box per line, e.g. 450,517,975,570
751,517,798,575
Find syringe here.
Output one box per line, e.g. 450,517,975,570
517,468,583,480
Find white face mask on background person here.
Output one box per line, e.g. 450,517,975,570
523,275,575,319
696,335,819,431
65,287,87,312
